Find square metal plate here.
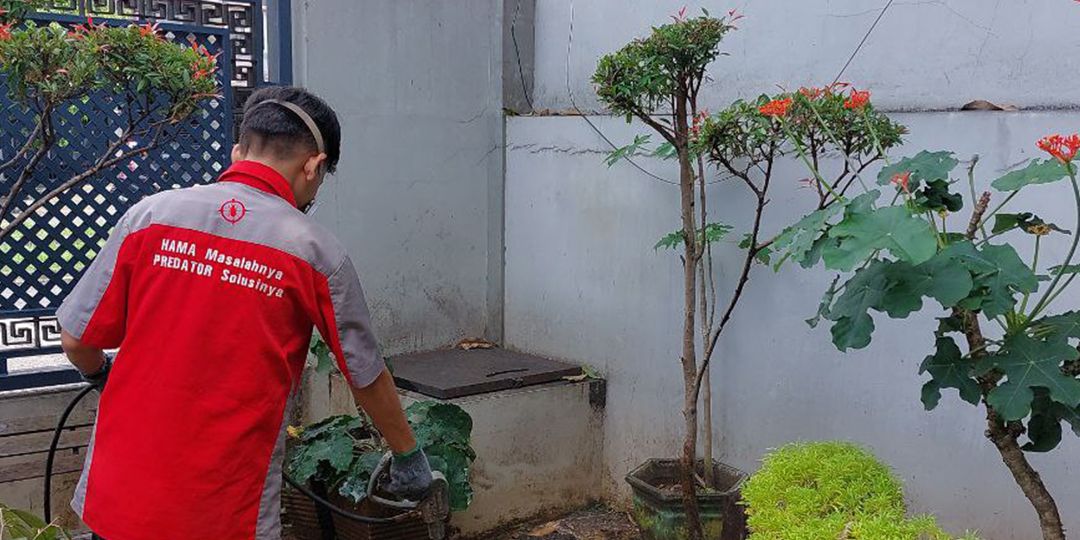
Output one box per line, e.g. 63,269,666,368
388,348,583,399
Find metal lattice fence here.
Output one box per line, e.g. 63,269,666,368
0,1,278,390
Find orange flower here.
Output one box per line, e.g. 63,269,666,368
798,87,823,100
138,21,160,38
1037,134,1080,164
890,171,911,193
844,89,871,110
0,22,12,41
759,97,793,118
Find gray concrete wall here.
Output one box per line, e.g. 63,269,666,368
504,111,1080,539
291,0,506,353
533,0,1080,113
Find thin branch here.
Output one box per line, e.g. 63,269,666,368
968,192,991,240
0,120,44,173
0,122,170,242
0,108,54,224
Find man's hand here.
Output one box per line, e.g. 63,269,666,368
382,447,434,501
81,354,112,391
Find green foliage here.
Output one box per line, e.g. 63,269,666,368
309,334,335,375
914,179,964,214
992,213,1068,236
741,441,973,540
654,222,732,251
605,134,653,167
0,504,71,540
285,402,476,512
977,335,1080,421
823,204,938,272
920,336,981,410
991,159,1073,192
407,401,476,511
695,96,783,165
787,88,906,160
0,19,218,119
878,151,958,191
593,13,734,119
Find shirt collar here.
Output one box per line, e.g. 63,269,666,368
217,160,298,208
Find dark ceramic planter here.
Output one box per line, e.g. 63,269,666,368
626,458,747,540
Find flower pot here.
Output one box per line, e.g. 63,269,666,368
626,458,747,540
281,482,445,540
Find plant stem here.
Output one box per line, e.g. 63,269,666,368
782,122,842,202
977,190,1019,233
1030,171,1080,319
1020,235,1040,315
966,155,988,241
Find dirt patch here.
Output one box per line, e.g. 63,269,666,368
468,506,639,540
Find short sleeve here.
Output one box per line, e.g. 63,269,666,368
313,256,383,388
56,213,136,348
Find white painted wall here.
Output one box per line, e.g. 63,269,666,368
504,111,1080,539
291,0,506,353
533,0,1080,112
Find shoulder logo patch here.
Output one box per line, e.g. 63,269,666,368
219,198,247,224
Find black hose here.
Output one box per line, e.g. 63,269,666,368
44,383,95,523
44,384,403,526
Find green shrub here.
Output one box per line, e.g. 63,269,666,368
741,441,977,540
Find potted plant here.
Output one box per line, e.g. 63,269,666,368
282,401,475,540
773,103,1080,537
592,9,902,539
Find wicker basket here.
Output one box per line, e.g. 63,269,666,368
281,482,442,540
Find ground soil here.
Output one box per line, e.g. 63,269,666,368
467,506,639,540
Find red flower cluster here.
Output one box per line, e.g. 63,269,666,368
727,8,744,27
138,21,160,39
690,109,709,138
891,171,911,193
0,22,13,41
798,87,823,100
191,43,219,81
759,97,793,118
1037,134,1080,164
844,89,871,110
68,16,100,40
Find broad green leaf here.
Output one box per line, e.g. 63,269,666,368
878,151,958,191
992,212,1069,236
828,261,889,350
935,315,965,337
310,335,336,375
700,222,733,244
943,242,1037,318
770,204,845,271
1023,390,1063,452
1033,311,1080,340
288,434,355,484
654,230,684,250
919,336,981,410
337,451,384,503
991,159,1073,192
805,276,839,329
824,206,937,271
879,252,973,318
407,402,473,451
913,179,963,213
980,335,1080,421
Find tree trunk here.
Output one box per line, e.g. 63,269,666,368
960,311,1066,540
985,413,1066,540
675,88,704,540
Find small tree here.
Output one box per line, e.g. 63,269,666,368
593,10,900,537
0,5,220,242
775,100,1080,537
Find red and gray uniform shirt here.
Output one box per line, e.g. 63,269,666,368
56,160,383,540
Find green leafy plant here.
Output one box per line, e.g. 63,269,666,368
741,441,977,540
286,401,476,512
772,106,1080,536
0,504,71,540
0,8,220,242
593,10,901,536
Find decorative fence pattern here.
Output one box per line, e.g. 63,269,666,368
0,1,281,390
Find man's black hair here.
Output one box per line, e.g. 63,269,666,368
239,86,342,174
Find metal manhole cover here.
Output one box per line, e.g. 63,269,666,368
388,348,583,399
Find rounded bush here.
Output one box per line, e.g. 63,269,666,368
741,441,974,540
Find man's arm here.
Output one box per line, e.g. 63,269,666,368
60,330,108,376
351,368,416,454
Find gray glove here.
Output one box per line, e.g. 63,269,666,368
382,447,434,501
81,354,112,391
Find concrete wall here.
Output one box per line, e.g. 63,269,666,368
504,110,1080,538
533,0,1080,112
291,0,507,353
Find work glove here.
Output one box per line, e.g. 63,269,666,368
381,446,434,501
81,353,112,391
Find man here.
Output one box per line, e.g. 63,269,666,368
57,86,432,539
